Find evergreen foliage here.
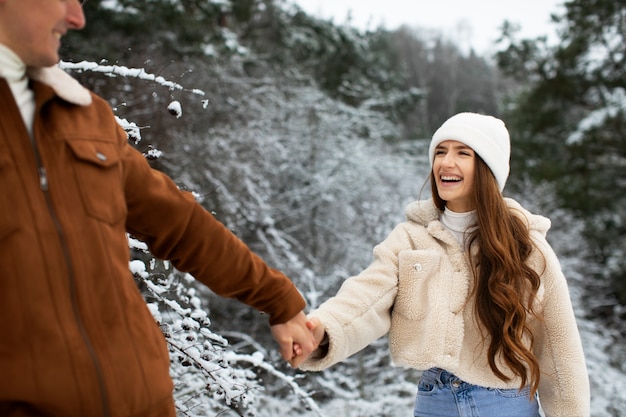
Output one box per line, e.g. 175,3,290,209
495,0,626,304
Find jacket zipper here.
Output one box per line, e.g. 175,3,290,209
31,136,111,417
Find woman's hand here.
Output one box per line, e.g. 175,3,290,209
306,316,327,347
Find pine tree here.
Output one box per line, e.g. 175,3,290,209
495,0,626,304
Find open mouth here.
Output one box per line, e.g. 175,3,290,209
440,175,462,183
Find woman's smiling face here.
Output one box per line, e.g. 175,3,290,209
432,140,476,212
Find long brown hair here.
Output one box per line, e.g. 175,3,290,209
430,156,542,397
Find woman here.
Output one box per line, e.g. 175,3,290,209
300,113,590,416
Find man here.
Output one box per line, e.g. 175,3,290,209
0,0,315,415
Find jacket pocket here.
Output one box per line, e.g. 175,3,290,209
394,250,441,320
66,140,127,224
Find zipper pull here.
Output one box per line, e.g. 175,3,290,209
39,166,48,191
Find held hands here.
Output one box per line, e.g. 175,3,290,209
270,311,317,368
270,312,327,368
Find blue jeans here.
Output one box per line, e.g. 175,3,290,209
413,368,541,417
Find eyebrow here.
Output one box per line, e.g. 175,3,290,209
435,143,473,151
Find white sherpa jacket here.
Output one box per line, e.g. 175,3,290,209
301,198,590,417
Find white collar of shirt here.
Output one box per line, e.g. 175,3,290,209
0,44,27,82
0,44,35,135
440,207,477,246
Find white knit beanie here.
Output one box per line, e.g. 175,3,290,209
428,112,511,191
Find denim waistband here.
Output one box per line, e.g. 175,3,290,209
421,368,533,396
416,368,540,416
422,367,460,385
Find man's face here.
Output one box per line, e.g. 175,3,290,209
0,0,85,67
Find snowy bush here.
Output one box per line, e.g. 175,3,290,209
62,61,322,416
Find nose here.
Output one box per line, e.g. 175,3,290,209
67,0,87,30
440,152,456,167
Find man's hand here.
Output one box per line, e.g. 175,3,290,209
270,311,316,368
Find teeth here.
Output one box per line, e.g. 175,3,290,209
441,176,461,182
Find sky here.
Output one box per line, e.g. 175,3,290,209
291,0,564,54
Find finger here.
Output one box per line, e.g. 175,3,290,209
289,354,305,368
306,317,320,330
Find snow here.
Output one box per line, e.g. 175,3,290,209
59,5,625,412
128,259,148,278
167,100,183,118
567,87,626,145
108,66,626,417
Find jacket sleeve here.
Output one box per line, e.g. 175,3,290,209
118,127,305,325
300,225,411,371
532,233,590,417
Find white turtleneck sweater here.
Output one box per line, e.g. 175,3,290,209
0,44,35,136
440,207,477,247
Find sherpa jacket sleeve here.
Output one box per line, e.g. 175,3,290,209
300,225,413,371
531,231,590,417
117,123,305,325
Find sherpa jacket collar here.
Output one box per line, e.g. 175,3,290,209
27,65,92,106
404,197,551,238
0,43,91,106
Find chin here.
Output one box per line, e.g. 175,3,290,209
38,47,61,67
41,56,61,68
26,55,59,68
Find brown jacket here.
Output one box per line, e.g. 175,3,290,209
0,70,305,417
